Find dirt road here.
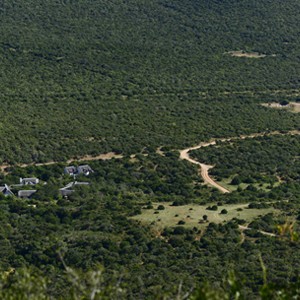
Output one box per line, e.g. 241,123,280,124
0,152,123,174
199,163,230,193
179,130,300,194
1,130,300,184
179,141,230,193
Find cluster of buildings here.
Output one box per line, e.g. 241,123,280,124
0,177,39,199
64,165,94,176
0,165,93,199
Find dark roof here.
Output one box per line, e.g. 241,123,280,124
64,165,94,176
77,165,93,174
18,190,37,198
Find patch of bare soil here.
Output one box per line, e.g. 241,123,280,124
226,50,271,58
262,102,300,113
290,103,300,112
156,147,165,156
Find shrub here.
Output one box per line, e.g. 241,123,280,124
231,176,241,185
280,100,289,106
157,205,165,210
173,226,187,235
206,205,218,211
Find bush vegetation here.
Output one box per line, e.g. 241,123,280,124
0,0,300,298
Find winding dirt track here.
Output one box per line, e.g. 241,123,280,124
179,141,230,193
179,130,300,194
1,130,300,187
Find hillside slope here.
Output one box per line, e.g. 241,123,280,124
0,0,299,163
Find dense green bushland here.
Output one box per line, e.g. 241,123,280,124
0,155,300,298
0,0,300,298
0,0,300,163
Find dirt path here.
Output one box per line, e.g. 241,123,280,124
199,163,230,193
179,140,230,193
179,130,300,194
0,152,123,173
66,152,123,163
239,225,276,237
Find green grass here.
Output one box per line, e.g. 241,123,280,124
132,202,276,230
217,177,281,192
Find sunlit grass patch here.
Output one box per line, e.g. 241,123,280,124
132,202,276,230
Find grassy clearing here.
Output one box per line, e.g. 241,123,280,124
132,202,276,230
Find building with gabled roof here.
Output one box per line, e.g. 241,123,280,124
0,184,14,197
20,178,39,185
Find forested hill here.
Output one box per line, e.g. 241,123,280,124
0,0,299,163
